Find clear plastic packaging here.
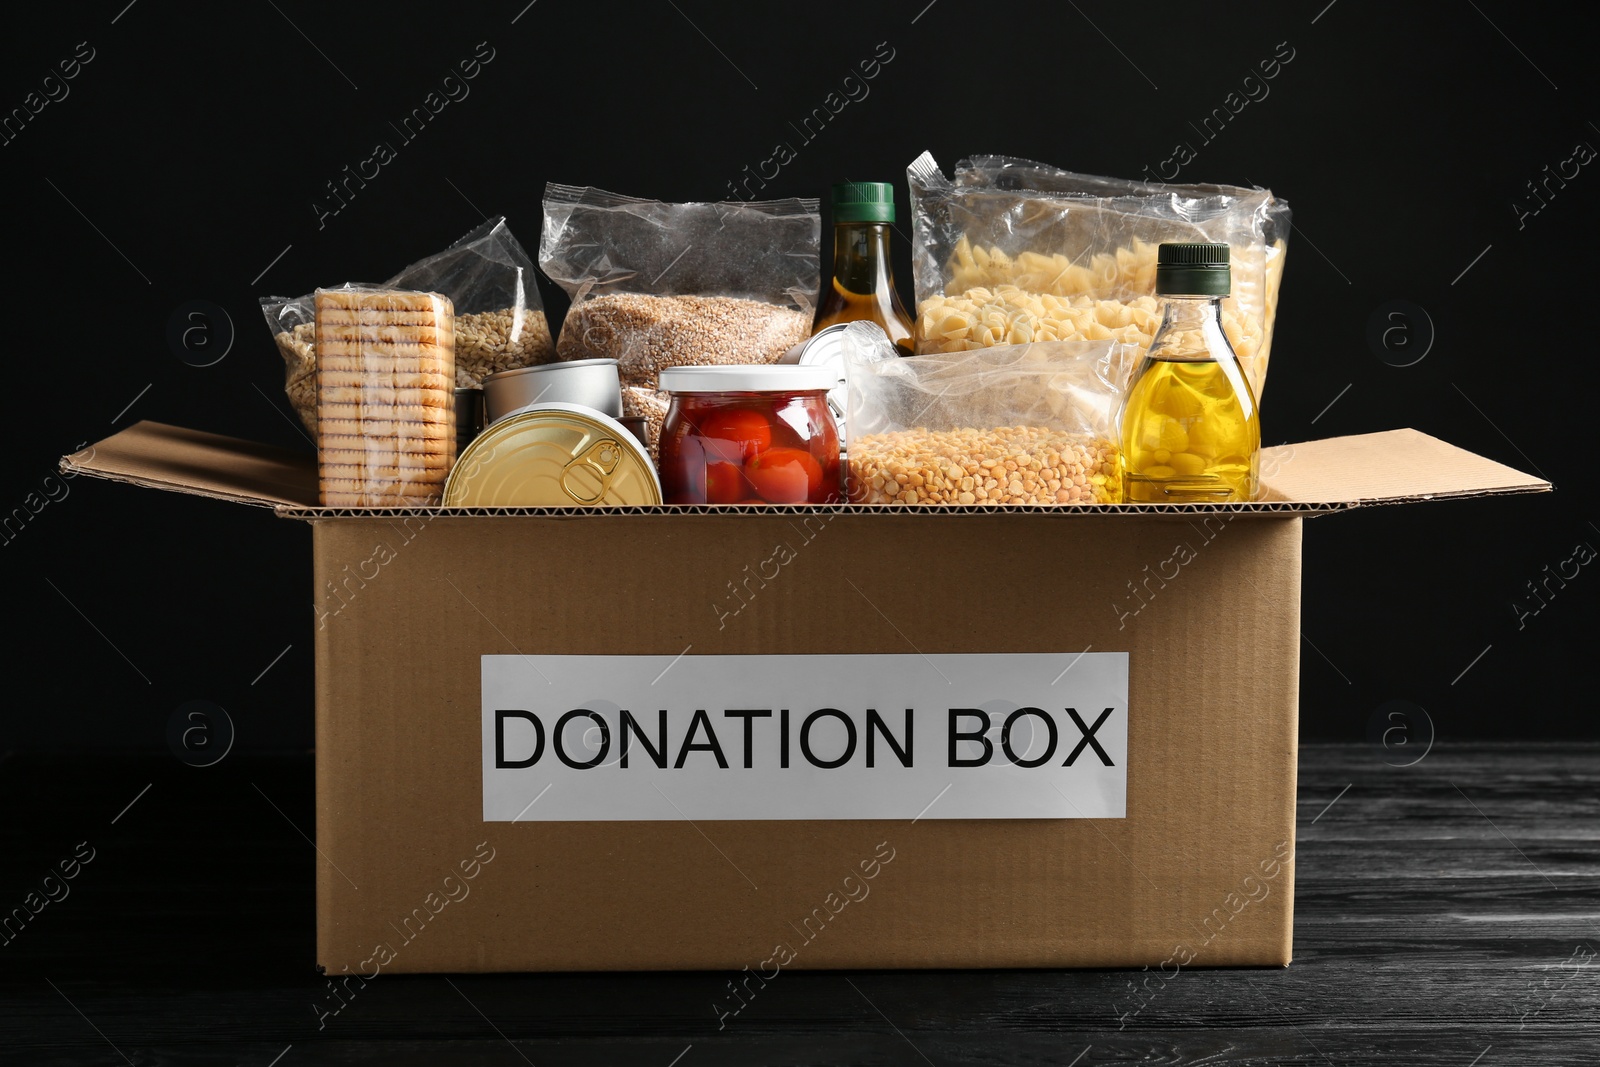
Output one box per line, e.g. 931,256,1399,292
538,185,821,451
386,216,554,387
907,152,1290,399
314,286,455,507
263,292,322,433
620,384,671,465
843,321,1134,505
262,217,550,434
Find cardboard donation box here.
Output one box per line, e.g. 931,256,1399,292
64,422,1547,972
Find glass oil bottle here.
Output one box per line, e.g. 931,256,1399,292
1120,242,1260,503
812,181,916,355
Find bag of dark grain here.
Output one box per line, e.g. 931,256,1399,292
538,184,820,455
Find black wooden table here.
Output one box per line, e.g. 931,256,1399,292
3,744,1596,1065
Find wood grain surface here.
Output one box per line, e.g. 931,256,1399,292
2,743,1595,1065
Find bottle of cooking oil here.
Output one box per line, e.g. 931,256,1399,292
812,182,916,355
1120,243,1260,502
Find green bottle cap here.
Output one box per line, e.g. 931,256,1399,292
831,181,896,224
1155,242,1231,296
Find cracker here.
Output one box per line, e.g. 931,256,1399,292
321,473,450,490
320,477,444,495
321,486,444,507
318,387,452,409
316,403,454,425
317,349,453,366
315,289,450,314
318,370,453,391
320,452,453,471
315,308,448,327
320,467,454,483
318,434,455,455
317,417,452,439
317,359,454,381
314,324,452,347
322,497,441,509
317,340,453,361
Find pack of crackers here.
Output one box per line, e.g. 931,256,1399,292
314,287,456,507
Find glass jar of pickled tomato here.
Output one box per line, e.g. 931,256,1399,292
657,366,842,505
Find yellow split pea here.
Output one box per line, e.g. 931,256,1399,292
848,426,1120,505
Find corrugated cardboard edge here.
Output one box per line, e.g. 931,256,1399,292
1260,427,1550,505
1279,527,1303,966
62,422,1548,520
277,500,1352,519
59,421,318,509
312,532,337,975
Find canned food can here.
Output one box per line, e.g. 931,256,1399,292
781,322,852,447
443,402,662,507
616,415,650,452
482,358,623,424
454,387,485,451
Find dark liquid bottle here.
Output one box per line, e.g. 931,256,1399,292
812,181,916,355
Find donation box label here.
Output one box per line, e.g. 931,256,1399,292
482,653,1127,821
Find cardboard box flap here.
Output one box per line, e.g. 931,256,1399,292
64,423,1548,516
60,421,318,509
1261,428,1549,506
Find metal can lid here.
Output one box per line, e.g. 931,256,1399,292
658,364,841,394
615,415,650,451
790,325,855,447
443,402,661,507
481,358,618,384
794,323,853,367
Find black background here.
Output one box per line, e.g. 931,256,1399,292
4,0,1594,754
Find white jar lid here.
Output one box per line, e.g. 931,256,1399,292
658,364,842,394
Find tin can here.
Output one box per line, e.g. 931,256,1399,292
616,415,650,452
482,358,623,424
454,387,485,453
443,402,662,507
780,323,851,447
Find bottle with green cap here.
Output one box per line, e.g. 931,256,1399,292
1119,242,1260,502
812,181,915,355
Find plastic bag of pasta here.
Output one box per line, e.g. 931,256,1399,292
907,152,1290,400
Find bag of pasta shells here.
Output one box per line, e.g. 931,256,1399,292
907,152,1291,400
